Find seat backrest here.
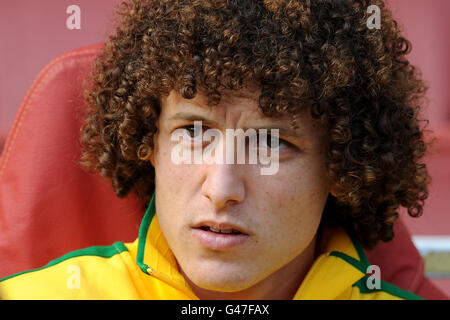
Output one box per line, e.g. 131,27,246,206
0,44,144,278
0,44,446,299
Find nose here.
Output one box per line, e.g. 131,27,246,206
201,163,246,211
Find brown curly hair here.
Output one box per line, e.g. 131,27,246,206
80,0,432,249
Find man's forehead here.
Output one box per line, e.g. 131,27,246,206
163,87,284,120
161,87,322,138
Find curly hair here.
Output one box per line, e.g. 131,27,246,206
80,0,432,249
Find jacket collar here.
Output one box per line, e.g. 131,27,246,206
136,194,370,299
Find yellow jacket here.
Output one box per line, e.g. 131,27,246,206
0,197,422,300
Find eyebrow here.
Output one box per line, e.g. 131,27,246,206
169,112,304,138
169,112,220,127
246,124,302,138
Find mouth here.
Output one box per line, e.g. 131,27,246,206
191,221,250,250
198,225,245,235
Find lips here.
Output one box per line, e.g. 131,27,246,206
192,221,250,236
191,221,250,250
199,226,243,234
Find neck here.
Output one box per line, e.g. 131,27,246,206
181,234,318,300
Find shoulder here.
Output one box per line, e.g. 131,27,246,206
347,276,424,300
0,242,137,299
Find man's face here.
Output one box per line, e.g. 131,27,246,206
151,88,332,293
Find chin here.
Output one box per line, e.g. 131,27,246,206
193,277,252,293
185,263,257,292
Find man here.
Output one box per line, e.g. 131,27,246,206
0,0,430,299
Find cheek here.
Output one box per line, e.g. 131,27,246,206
154,138,189,189
253,164,329,244
261,162,329,210
153,141,191,226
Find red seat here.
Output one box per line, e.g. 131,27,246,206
0,44,447,299
0,135,5,158
0,43,143,278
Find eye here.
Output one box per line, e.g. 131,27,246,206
181,125,200,138
259,134,290,150
180,124,209,139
